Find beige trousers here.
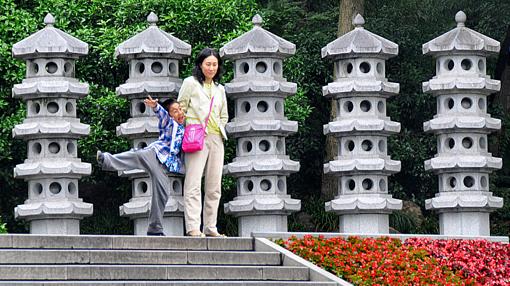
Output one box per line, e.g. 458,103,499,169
183,134,224,233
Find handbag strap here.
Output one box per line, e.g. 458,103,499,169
203,95,215,128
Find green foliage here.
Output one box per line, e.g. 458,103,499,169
289,195,338,232
0,216,7,233
0,0,257,234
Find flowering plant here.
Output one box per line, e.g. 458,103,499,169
279,235,509,285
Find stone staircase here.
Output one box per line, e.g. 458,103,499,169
0,234,346,285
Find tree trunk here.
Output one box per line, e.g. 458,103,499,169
321,0,365,199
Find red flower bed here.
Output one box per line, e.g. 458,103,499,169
405,238,510,285
279,235,510,285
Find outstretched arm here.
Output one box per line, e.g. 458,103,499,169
144,95,171,129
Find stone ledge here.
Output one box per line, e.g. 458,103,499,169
15,201,93,219
252,232,509,243
422,77,500,93
116,117,159,137
424,116,500,132
120,197,184,217
13,119,89,139
325,195,402,213
116,81,181,96
226,119,297,137
13,80,88,98
14,160,91,178
225,80,296,95
225,158,300,176
424,155,502,171
324,158,400,174
224,197,301,215
324,118,400,135
425,193,503,210
323,80,399,96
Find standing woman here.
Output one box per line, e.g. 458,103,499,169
178,48,228,237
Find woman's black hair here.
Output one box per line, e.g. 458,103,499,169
161,98,177,112
192,47,223,85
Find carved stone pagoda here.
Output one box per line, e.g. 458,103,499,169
12,13,92,234
423,11,503,236
323,14,402,234
221,15,301,237
115,12,191,235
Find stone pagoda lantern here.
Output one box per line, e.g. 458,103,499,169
323,14,402,234
115,12,191,235
423,11,503,236
12,13,92,234
221,14,301,237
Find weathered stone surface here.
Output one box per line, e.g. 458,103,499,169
422,11,503,236
323,80,399,96
321,14,398,60
11,14,92,234
115,12,191,58
323,14,402,234
12,14,88,58
114,13,190,235
220,15,295,60
324,119,400,135
422,11,499,55
222,15,301,236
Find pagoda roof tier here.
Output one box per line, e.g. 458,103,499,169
115,12,191,59
220,14,295,60
224,158,299,177
323,80,399,97
322,14,398,60
226,119,297,137
324,158,401,175
116,117,159,138
14,160,91,179
225,80,296,96
15,200,93,219
326,195,402,213
120,197,184,218
13,79,88,99
424,155,502,171
422,77,500,94
424,116,500,132
324,119,400,135
422,11,500,56
12,14,88,59
116,80,181,96
13,119,89,139
224,196,301,215
425,192,503,210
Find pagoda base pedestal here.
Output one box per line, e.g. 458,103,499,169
339,213,390,234
438,211,490,236
238,215,288,237
132,216,184,236
30,218,81,235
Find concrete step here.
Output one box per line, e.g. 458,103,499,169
0,235,253,251
0,281,338,286
0,265,309,281
0,249,281,265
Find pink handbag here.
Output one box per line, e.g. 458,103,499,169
182,96,214,153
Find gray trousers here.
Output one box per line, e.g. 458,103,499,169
101,148,169,234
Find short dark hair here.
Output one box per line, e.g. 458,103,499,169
192,47,223,85
161,98,177,111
